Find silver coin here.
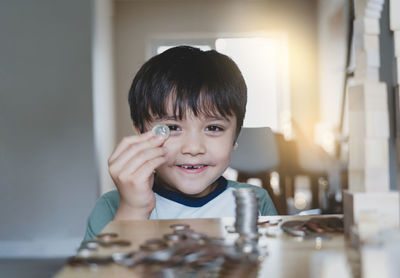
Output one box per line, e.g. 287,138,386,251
140,238,168,251
76,247,93,258
152,124,170,139
170,223,190,231
164,233,185,242
80,240,101,250
96,232,118,241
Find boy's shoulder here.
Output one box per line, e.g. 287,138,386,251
100,189,120,203
84,189,120,241
92,189,120,214
226,179,266,193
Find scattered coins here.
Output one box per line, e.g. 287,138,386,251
70,256,115,267
152,124,170,139
140,239,169,251
164,233,185,243
78,233,131,255
281,220,307,237
170,223,190,231
69,223,264,275
280,217,343,239
68,216,343,275
257,218,282,227
96,232,118,241
76,247,93,258
80,240,101,250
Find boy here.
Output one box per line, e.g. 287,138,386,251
84,46,277,241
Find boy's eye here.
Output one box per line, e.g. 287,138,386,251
167,125,181,131
206,125,224,132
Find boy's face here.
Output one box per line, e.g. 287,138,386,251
144,106,238,197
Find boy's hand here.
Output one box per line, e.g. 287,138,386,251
108,131,167,220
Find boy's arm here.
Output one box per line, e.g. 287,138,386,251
255,187,278,216
83,191,119,241
227,180,277,215
260,193,278,215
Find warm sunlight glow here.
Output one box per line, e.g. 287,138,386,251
294,192,308,210
270,171,280,195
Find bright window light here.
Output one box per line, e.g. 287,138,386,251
216,37,289,131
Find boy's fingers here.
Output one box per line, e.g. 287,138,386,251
109,132,152,162
109,134,167,168
109,130,162,163
116,147,167,180
130,156,167,186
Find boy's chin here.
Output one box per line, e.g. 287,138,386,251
162,182,211,197
155,174,220,197
175,181,219,197
169,184,205,196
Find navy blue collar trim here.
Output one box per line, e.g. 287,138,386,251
152,177,227,207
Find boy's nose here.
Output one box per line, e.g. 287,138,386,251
181,132,206,155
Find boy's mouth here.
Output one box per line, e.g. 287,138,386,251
176,164,209,174
178,164,207,169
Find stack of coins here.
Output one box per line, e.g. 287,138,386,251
233,188,259,249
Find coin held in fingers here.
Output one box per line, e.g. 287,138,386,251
152,124,170,139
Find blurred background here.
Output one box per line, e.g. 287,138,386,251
0,0,398,275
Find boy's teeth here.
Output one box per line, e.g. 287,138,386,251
181,165,203,169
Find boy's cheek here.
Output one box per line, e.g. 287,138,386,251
162,138,177,152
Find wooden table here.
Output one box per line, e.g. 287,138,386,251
55,215,348,278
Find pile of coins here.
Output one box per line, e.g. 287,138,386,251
281,217,344,238
233,188,260,252
68,233,131,267
68,224,262,277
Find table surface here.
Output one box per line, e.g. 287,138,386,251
55,215,348,278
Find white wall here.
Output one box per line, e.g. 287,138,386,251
0,0,98,257
114,0,319,141
92,0,117,194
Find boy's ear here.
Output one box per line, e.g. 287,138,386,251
134,124,141,135
233,142,238,150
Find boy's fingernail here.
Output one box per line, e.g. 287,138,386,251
156,134,165,141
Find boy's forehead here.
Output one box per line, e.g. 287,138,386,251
153,111,234,122
158,96,233,120
145,89,238,127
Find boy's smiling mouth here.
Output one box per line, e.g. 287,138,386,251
176,164,208,173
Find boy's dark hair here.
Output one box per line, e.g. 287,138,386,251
128,46,247,136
